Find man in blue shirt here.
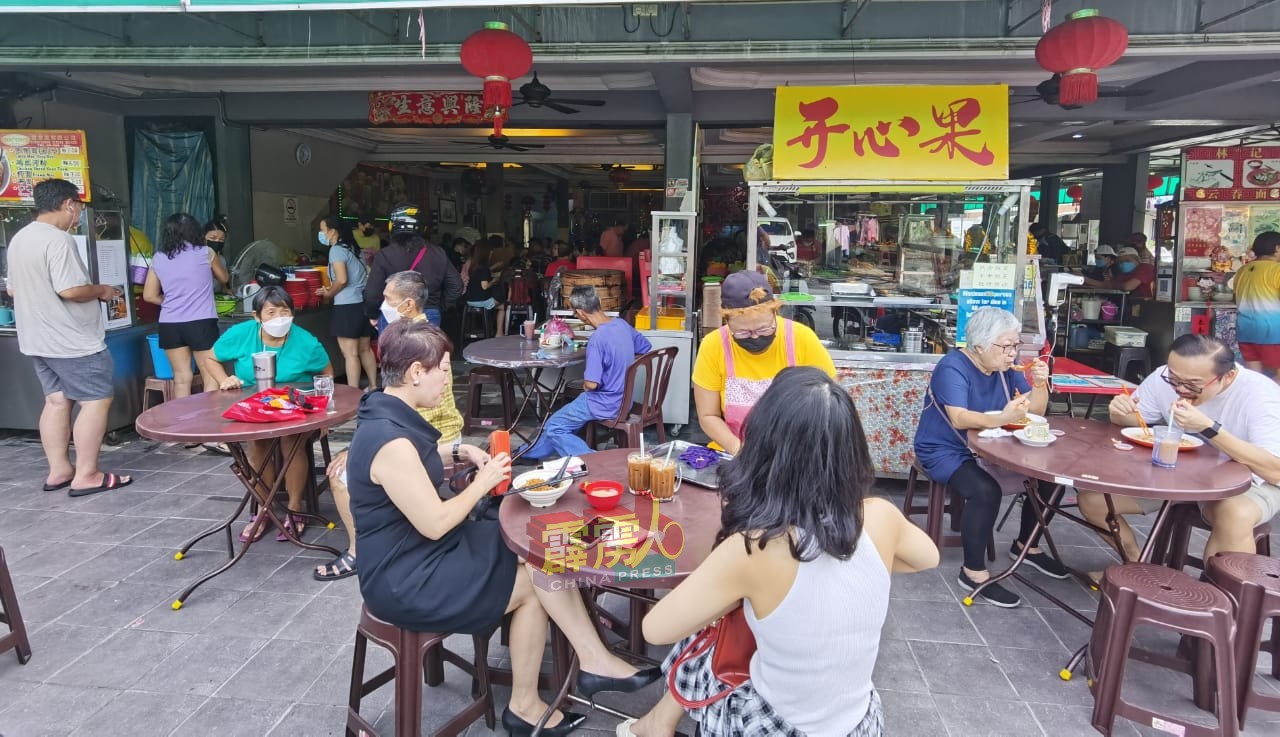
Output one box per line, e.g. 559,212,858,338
517,286,652,460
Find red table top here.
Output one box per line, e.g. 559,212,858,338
970,418,1252,501
1051,356,1134,396
498,448,720,589
135,384,361,444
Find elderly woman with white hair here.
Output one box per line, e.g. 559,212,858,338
913,307,1067,608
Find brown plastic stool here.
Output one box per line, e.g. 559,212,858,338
1107,345,1151,384
1206,552,1280,727
463,367,516,435
0,545,32,665
903,461,995,562
1088,562,1239,737
460,305,493,346
141,374,204,412
347,604,495,737
1156,502,1272,574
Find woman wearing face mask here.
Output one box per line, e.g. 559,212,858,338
203,219,230,291
202,286,334,542
1103,246,1156,300
1082,244,1117,286
691,270,836,454
316,214,378,390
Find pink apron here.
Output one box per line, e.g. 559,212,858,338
721,320,797,439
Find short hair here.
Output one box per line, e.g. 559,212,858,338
358,213,375,226
1252,231,1280,258
379,319,453,388
32,179,81,214
555,240,572,257
1028,222,1047,236
252,285,294,315
389,231,427,253
964,307,1020,349
569,285,602,314
1170,334,1235,376
387,270,428,310
158,213,205,258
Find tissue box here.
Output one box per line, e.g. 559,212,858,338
1104,326,1147,347
541,456,586,474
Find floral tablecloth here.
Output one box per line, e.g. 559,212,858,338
836,362,936,477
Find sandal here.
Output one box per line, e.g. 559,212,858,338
239,514,271,543
68,471,133,497
314,550,358,581
276,513,306,542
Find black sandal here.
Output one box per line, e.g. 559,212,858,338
314,550,357,581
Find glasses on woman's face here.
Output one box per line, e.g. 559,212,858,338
1160,368,1222,395
988,341,1022,356
729,321,778,340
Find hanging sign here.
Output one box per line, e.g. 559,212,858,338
0,130,92,203
773,85,1008,181
368,91,488,126
955,288,1016,348
1182,146,1280,202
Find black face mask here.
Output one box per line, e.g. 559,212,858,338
361,227,374,236
206,239,225,253
734,333,776,354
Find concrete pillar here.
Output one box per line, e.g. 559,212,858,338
214,122,253,262
1100,153,1149,245
663,113,694,211
1038,175,1059,230
484,161,505,236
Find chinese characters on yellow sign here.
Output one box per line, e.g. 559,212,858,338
773,86,1009,181
0,130,92,202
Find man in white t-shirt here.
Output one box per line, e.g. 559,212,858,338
5,178,131,497
1079,334,1280,560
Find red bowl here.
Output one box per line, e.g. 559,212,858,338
582,480,623,511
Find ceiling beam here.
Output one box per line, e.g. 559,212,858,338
1124,59,1280,111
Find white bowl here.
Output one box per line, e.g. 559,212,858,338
513,469,573,508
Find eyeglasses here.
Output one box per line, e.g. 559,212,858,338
1160,368,1224,395
988,342,1022,355
730,322,778,340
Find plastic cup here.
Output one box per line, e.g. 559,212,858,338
1151,426,1182,468
627,452,651,495
522,320,536,340
649,458,681,502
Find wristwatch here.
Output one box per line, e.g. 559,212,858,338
1201,420,1222,439
452,440,463,464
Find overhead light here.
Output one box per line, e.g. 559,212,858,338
1071,133,1085,139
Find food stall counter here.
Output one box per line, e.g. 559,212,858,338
832,350,941,478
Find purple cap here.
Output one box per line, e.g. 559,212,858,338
721,270,775,309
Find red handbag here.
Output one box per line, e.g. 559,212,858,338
666,604,757,708
221,387,328,424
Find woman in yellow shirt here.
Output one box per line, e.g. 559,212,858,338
693,270,836,454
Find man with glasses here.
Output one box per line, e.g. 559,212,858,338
5,178,131,497
1079,333,1280,560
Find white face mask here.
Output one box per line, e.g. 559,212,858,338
380,299,405,325
261,316,293,338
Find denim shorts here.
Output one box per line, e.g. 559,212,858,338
32,349,114,401
467,298,498,310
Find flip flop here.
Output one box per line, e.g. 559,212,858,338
313,550,358,581
239,514,271,544
41,479,72,492
68,472,132,497
276,513,306,542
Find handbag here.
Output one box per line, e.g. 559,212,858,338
924,378,1031,496
667,604,757,709
221,387,328,424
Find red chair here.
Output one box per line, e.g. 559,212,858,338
584,347,678,449
576,256,634,307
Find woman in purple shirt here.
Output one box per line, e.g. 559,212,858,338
143,213,229,398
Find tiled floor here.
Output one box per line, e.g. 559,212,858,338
1,391,1278,736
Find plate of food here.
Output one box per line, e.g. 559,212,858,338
984,411,1046,432
1119,426,1205,451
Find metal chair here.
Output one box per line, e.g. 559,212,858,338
584,347,678,450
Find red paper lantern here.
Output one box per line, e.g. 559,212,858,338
1066,184,1084,203
1035,9,1129,106
1147,175,1164,193
460,21,533,136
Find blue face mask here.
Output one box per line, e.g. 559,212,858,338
317,231,328,246
1117,261,1137,274
1094,258,1109,268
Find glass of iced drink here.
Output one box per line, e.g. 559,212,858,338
649,458,681,502
1151,426,1182,468
627,452,651,495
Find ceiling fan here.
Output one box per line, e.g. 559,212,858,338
1013,74,1150,110
449,134,547,153
512,72,606,115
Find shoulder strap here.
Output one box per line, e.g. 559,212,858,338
784,318,797,366
409,247,428,271
720,326,736,378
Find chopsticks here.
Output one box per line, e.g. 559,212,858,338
1121,385,1150,437
498,457,574,498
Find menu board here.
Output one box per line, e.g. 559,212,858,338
1183,146,1280,202
0,130,92,203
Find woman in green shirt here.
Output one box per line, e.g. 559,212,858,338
202,286,334,542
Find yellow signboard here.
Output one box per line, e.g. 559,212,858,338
773,85,1008,181
0,129,92,202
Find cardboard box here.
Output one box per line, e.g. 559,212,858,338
1104,326,1147,347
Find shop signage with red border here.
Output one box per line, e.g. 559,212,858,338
368,91,488,126
1182,146,1280,202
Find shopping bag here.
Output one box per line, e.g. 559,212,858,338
221,387,328,424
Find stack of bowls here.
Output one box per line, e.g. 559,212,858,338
284,278,311,310
295,269,324,308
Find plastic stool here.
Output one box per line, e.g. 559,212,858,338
1155,503,1272,575
0,546,32,665
1088,562,1239,737
141,374,204,412
904,460,996,562
347,604,495,737
1109,345,1151,384
1206,552,1280,727
464,367,516,435
461,305,492,346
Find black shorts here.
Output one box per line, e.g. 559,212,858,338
157,318,220,351
331,303,375,339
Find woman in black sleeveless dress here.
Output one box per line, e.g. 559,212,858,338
346,319,660,736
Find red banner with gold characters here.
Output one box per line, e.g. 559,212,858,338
773,85,1008,181
0,129,92,202
1182,146,1280,202
368,91,488,126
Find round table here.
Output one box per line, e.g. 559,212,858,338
463,336,588,445
135,384,361,607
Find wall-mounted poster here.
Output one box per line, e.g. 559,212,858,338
0,130,92,202
1183,146,1280,202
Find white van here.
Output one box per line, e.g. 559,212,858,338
758,217,797,263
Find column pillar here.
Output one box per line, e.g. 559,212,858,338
1100,153,1149,245
1038,175,1059,230
663,113,694,211
214,121,253,262
484,161,505,236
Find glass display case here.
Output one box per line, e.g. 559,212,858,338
644,210,698,332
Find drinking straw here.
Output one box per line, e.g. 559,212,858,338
664,443,676,464
640,435,645,458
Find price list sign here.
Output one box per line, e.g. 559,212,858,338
0,130,92,203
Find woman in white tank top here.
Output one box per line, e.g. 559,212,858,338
619,367,940,737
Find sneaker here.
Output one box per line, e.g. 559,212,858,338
1009,543,1070,580
957,569,1022,608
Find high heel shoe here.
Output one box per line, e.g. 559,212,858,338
576,666,662,700
500,706,587,736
